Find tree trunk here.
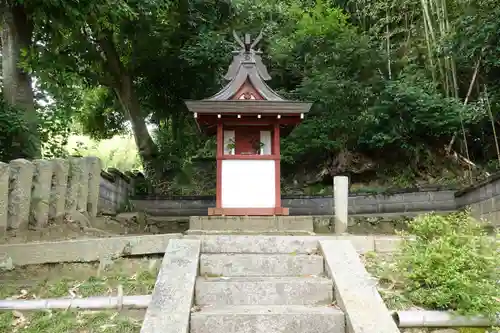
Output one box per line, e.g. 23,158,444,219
114,75,160,178
1,2,40,159
96,31,160,177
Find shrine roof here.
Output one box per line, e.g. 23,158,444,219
185,30,312,115
185,100,312,114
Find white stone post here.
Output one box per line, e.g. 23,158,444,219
334,175,349,234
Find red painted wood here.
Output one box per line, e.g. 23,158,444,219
208,207,290,216
273,123,281,209
235,127,260,155
216,123,223,208
197,115,301,126
221,155,280,160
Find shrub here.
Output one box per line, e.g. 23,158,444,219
396,211,499,318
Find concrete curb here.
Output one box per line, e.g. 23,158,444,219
0,234,183,266
320,240,401,333
140,239,201,333
0,234,404,267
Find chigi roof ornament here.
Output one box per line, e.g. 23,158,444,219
224,30,271,81
206,29,283,101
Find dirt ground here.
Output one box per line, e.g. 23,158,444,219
0,212,191,245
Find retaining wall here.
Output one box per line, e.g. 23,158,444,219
98,168,134,215
455,172,500,226
130,189,457,216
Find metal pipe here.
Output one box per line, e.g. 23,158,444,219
392,310,500,328
1,295,499,329
0,295,151,311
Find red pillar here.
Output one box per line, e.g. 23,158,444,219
216,123,223,209
273,123,281,211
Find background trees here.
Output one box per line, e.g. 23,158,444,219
2,0,500,193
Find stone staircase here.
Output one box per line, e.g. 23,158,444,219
189,241,345,333
140,236,401,333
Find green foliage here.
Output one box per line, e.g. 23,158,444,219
65,135,141,170
396,211,499,317
0,99,30,161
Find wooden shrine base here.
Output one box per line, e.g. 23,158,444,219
208,207,289,216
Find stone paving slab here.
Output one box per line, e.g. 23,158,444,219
0,234,183,266
320,240,400,333
140,239,201,333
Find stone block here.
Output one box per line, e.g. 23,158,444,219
76,157,90,213
65,157,83,214
85,156,102,218
0,233,183,266
30,159,53,228
190,305,345,333
320,240,400,333
49,158,69,222
0,162,9,235
199,253,324,277
140,239,201,333
185,235,380,254
312,215,332,233
8,159,34,230
190,235,321,254
195,276,333,306
189,216,314,232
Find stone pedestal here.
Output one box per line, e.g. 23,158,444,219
187,216,315,235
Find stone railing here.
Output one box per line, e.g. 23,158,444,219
0,157,102,235
455,172,500,227
0,156,138,236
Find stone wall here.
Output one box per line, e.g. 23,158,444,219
129,189,457,216
455,172,500,226
98,168,134,215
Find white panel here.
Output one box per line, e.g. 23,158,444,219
223,130,235,155
259,130,272,155
222,160,275,208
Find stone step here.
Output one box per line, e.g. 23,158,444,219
190,305,345,333
195,276,333,306
186,230,315,235
199,254,324,277
189,216,314,232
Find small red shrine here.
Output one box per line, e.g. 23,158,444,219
185,31,312,216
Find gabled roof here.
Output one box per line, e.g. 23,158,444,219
185,30,312,116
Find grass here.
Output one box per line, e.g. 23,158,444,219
0,310,143,333
362,252,496,333
0,257,161,332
